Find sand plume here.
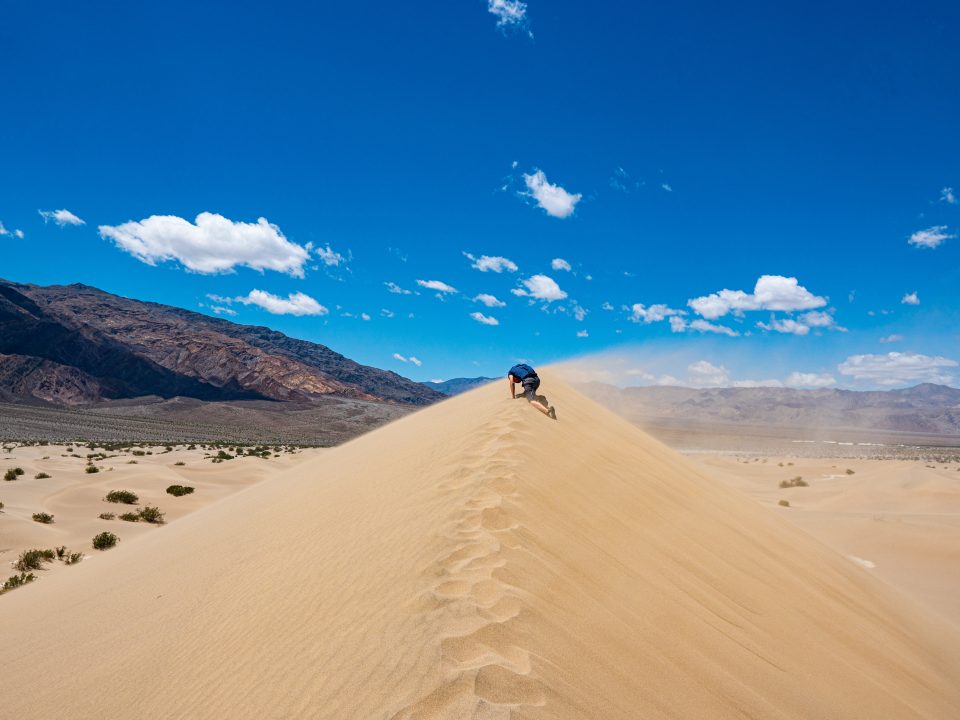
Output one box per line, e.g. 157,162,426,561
0,374,958,718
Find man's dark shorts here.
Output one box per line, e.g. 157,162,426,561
521,375,540,400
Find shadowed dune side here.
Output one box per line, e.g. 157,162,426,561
0,374,958,719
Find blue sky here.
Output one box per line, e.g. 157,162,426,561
1,1,958,388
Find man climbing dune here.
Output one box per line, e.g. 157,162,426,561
507,363,556,419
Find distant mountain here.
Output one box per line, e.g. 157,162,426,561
582,382,960,436
422,377,497,395
0,280,442,407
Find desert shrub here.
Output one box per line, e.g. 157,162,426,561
16,548,55,571
32,512,55,524
2,572,36,592
166,484,194,497
132,450,146,456
99,512,115,520
85,465,100,474
127,460,138,464
105,490,138,504
65,552,83,565
778,499,791,507
845,468,855,475
56,545,67,559
215,450,234,461
779,476,809,489
174,461,186,466
138,506,165,524
92,532,118,550
0,501,3,511
34,472,51,479
118,512,140,522
4,468,23,481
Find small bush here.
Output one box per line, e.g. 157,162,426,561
85,465,100,474
105,490,139,504
127,460,138,464
166,484,195,497
0,501,4,511
779,476,809,489
16,548,55,572
65,552,83,565
131,450,146,457
99,512,115,520
56,545,67,559
4,468,20,481
174,461,186,466
138,506,165,524
215,450,234,461
35,472,52,479
32,512,55,524
2,572,36,592
778,499,791,507
845,468,855,475
92,532,118,550
118,512,140,522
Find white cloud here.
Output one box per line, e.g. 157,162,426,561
941,187,957,205
669,316,687,333
464,252,518,273
688,275,827,319
756,318,810,336
628,303,684,324
14,229,24,239
551,257,572,271
470,311,500,326
733,379,784,388
416,279,458,294
393,353,421,366
838,352,958,386
908,225,953,249
39,208,85,227
688,360,730,387
99,212,310,277
380,308,395,318
315,244,345,267
233,289,327,316
573,304,588,322
385,281,413,295
901,291,919,305
670,316,740,336
523,169,582,219
360,313,371,321
576,329,589,338
473,293,506,308
601,302,614,311
785,372,836,388
488,0,528,31
879,334,904,344
800,310,838,328
511,274,567,303
661,183,673,192
209,305,237,316
0,222,25,238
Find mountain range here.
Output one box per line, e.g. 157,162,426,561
0,279,440,407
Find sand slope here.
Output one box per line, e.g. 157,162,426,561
1,376,958,719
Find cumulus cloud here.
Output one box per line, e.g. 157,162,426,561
99,212,311,277
838,352,958,386
879,334,904,344
661,183,673,192
473,293,506,308
385,281,413,295
208,305,237,316
0,222,25,239
901,291,919,305
756,318,810,336
628,303,684,324
687,360,730,387
464,252,518,273
551,258,572,272
941,187,957,205
757,310,843,336
785,372,836,388
732,379,784,388
511,274,567,302
360,313,371,321
315,244,345,267
393,353,423,366
576,329,589,338
688,275,827,319
233,289,328,316
573,304,587,322
416,279,458,294
488,0,529,32
470,312,499,326
39,208,85,227
601,302,614,311
523,170,582,219
908,225,953,249
669,316,740,336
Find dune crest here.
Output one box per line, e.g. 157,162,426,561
1,375,958,719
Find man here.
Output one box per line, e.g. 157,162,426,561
507,363,556,419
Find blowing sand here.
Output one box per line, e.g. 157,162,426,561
1,376,958,719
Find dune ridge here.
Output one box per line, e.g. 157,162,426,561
1,375,958,719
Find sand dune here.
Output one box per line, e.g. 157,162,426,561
1,375,958,718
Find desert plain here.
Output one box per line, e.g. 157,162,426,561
1,376,958,718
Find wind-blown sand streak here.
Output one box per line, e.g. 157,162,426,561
0,375,958,718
